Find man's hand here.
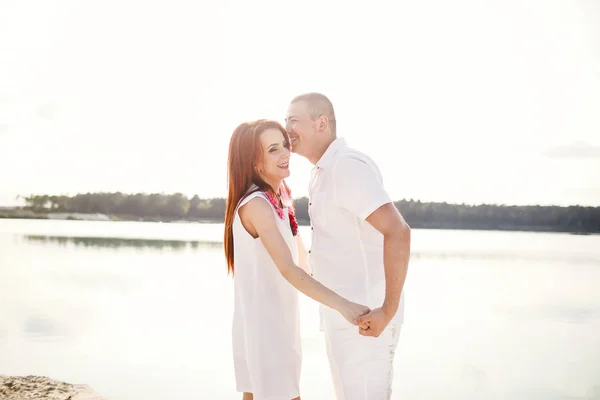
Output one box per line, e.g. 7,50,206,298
355,307,394,337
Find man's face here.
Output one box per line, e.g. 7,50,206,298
285,100,317,156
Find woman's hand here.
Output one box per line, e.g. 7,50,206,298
337,300,371,326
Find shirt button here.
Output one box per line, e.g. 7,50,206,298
308,250,311,254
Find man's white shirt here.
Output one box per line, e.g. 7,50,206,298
307,138,405,330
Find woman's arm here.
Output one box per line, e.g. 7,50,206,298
239,198,368,324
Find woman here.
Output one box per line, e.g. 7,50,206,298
224,120,369,400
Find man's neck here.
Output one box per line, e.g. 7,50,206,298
308,136,336,165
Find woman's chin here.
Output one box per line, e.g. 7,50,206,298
280,169,291,179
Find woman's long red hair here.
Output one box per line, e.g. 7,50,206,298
224,120,291,276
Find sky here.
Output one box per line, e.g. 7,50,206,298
1,0,599,207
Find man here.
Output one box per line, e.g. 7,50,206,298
285,93,411,400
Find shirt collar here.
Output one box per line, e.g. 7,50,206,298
315,138,347,170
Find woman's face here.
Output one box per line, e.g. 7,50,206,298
256,128,291,183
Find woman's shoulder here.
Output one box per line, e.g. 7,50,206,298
239,193,271,212
237,187,273,219
238,184,289,219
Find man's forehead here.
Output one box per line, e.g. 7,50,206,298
286,101,309,117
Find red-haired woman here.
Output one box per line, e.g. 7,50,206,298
224,120,369,400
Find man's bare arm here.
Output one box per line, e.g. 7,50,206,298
356,202,410,336
366,202,411,317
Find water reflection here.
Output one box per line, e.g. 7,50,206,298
17,235,600,263
504,305,600,324
2,223,599,400
410,249,600,263
23,235,222,251
23,315,66,340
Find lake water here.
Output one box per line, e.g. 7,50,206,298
1,219,599,400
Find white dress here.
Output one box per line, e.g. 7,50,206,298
232,189,301,400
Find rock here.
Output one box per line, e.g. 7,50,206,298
0,376,108,400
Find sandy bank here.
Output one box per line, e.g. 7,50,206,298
0,376,107,400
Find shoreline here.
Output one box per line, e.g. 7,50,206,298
0,212,596,235
0,376,107,400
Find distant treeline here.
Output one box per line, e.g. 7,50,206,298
17,193,600,233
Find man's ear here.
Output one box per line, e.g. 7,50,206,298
318,115,328,132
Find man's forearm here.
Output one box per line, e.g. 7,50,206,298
382,226,411,315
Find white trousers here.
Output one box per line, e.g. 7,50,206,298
323,318,401,400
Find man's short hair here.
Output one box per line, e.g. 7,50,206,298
291,92,337,135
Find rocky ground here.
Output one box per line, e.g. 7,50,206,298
0,376,107,400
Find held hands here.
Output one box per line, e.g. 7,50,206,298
338,300,370,326
355,306,395,337
337,300,396,338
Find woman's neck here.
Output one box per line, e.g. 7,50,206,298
263,177,283,196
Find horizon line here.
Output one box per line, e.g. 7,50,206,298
3,191,599,209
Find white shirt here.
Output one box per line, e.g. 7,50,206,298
308,138,405,329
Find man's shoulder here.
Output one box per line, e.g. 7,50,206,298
334,146,380,171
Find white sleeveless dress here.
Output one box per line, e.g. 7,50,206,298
231,189,302,400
